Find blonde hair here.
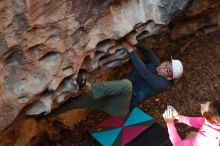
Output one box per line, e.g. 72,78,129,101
203,100,220,124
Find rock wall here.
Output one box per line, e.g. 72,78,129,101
171,0,220,39
0,0,191,132
0,0,220,145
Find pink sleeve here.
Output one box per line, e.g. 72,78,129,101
166,121,182,146
178,115,205,129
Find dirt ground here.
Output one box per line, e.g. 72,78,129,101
10,30,220,146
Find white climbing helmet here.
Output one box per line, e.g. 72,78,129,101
171,57,183,79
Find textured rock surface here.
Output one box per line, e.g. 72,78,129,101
171,0,220,39
0,0,220,145
0,0,191,131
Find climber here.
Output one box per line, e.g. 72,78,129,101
163,100,220,146
45,32,183,118
122,32,183,109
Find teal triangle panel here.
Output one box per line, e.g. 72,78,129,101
91,128,122,146
124,108,153,126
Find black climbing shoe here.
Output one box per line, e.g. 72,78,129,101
76,70,87,88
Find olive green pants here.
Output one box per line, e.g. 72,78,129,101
49,79,132,117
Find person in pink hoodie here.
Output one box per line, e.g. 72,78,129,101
163,100,220,146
